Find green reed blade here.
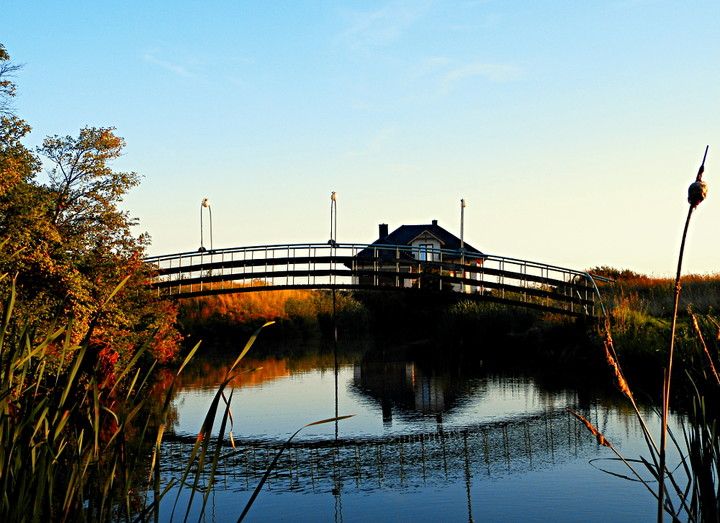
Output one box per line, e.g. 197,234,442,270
229,321,275,373
237,415,355,523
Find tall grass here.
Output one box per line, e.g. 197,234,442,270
0,275,351,521
178,287,369,346
593,270,720,319
574,147,716,522
0,276,165,521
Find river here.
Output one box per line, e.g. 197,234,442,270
153,343,678,522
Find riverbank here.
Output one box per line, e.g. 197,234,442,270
172,278,720,521
175,272,720,398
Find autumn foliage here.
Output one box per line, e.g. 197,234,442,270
177,287,369,347
0,44,181,369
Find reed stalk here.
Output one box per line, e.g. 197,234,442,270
658,146,708,522
572,147,713,522
236,415,355,523
0,277,166,521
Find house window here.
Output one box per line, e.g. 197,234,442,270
417,244,433,261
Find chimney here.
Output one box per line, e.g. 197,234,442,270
431,219,438,226
379,223,389,239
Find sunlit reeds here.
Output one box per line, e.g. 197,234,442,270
592,271,720,320
574,147,717,522
0,277,164,521
0,277,351,521
177,285,369,345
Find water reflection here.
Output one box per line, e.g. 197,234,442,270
153,345,666,522
351,361,482,422
162,409,594,493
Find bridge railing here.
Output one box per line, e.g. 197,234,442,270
143,243,607,317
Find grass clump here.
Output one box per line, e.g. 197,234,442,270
177,288,369,348
575,147,718,522
0,278,166,521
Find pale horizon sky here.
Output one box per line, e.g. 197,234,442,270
4,1,719,277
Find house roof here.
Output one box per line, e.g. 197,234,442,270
356,221,484,260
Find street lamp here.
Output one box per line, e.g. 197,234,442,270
199,198,213,253
460,198,467,294
460,198,466,251
328,191,337,246
328,191,339,439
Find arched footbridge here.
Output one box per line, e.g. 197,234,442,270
144,243,610,318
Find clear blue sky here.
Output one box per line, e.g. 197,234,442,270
4,1,719,275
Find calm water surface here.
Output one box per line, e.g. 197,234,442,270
157,347,675,522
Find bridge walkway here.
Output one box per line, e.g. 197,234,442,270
144,243,609,317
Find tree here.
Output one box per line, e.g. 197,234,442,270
0,43,22,116
0,117,39,195
29,127,181,362
40,128,141,242
0,46,58,319
0,44,38,195
0,44,180,363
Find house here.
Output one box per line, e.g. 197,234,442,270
351,220,485,292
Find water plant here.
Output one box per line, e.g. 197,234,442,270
0,275,351,522
573,147,717,522
0,275,166,521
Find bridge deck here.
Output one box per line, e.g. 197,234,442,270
144,243,608,317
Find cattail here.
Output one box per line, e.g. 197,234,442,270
688,145,709,208
659,145,710,519
688,180,707,207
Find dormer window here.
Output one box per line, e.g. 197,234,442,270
417,243,433,261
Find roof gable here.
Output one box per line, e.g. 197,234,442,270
357,221,483,258
407,229,444,246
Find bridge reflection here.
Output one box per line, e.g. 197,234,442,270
159,354,602,499
160,408,596,494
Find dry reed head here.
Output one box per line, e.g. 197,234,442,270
603,322,634,401
604,342,634,400
567,409,613,448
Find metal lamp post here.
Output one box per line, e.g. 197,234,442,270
460,198,466,293
199,198,213,252
328,191,339,442
460,198,466,251
329,191,337,245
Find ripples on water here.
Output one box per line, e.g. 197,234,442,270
156,351,675,522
